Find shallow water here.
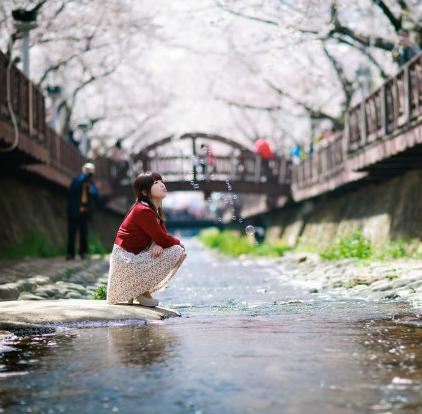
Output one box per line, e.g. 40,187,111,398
1,240,422,414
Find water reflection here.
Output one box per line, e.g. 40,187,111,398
107,325,178,367
356,318,422,412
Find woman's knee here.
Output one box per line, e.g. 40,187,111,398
170,244,185,256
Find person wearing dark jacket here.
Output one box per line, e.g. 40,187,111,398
66,162,99,260
392,29,420,67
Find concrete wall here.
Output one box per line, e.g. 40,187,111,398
0,175,123,255
260,168,422,247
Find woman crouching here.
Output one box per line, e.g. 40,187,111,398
107,172,186,307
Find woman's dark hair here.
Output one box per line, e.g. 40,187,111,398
133,171,165,222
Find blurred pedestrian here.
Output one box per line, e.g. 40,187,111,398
392,29,420,66
109,139,129,183
254,138,274,182
198,143,216,179
66,162,99,260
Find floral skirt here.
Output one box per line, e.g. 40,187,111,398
107,244,185,304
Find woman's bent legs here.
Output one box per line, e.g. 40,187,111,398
107,244,186,304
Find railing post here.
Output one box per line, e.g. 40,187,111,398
380,84,388,136
403,65,412,123
343,112,351,156
278,157,285,184
254,155,261,182
360,100,367,148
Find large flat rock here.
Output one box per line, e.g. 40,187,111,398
0,299,180,327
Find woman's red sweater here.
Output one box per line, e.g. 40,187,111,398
114,202,180,254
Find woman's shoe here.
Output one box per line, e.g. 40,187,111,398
136,295,159,307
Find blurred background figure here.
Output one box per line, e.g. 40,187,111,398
392,29,420,66
66,162,99,260
198,143,216,179
254,137,273,182
289,143,303,165
108,139,129,184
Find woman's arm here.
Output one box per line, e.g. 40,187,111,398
137,209,180,248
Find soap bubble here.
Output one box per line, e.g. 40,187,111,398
245,225,255,236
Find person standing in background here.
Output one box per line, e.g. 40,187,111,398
392,29,420,66
254,137,274,182
66,163,99,260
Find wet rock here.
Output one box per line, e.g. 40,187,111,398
0,284,19,300
18,293,44,301
65,291,84,299
55,281,87,294
383,292,400,301
26,275,52,286
33,286,61,298
370,280,393,292
0,299,180,325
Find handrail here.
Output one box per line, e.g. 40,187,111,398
294,52,422,189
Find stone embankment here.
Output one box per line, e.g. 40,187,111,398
0,256,109,301
0,256,179,337
277,252,422,308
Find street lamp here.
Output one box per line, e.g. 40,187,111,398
11,1,46,77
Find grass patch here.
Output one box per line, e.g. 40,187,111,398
91,283,107,300
320,229,372,260
198,228,290,257
88,233,109,255
318,230,422,261
0,231,65,259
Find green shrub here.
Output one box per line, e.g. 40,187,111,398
198,228,289,257
88,233,109,255
373,238,409,260
91,283,107,300
320,231,422,261
0,231,65,259
321,229,372,260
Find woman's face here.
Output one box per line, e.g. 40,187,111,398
150,179,167,200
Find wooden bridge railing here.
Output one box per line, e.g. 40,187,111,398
141,153,291,185
0,52,47,145
294,52,422,190
293,133,344,188
0,51,122,195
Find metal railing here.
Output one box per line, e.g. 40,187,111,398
144,153,291,185
294,52,422,189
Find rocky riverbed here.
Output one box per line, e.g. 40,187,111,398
0,256,109,301
1,250,422,308
271,251,422,308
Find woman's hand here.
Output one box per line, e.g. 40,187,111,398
150,243,164,258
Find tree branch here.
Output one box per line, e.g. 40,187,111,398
334,36,388,78
372,0,402,31
215,0,279,26
264,79,343,129
329,0,395,51
322,44,354,109
37,53,79,85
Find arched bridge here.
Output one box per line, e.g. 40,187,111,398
129,132,291,197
